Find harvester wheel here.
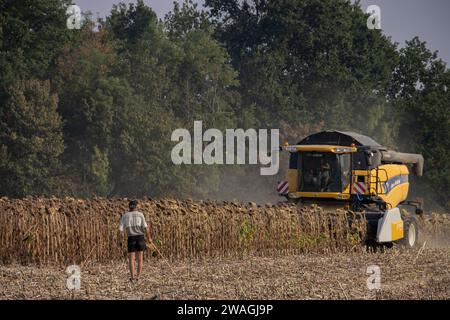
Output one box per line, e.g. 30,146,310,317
397,216,419,248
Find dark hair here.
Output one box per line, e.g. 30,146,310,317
129,199,137,210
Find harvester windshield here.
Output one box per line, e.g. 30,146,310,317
298,152,351,193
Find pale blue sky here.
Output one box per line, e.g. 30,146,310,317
73,0,450,64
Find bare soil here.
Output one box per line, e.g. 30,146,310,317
1,247,449,300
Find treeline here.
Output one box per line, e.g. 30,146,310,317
0,0,449,208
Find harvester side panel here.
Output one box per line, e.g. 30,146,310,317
372,164,410,209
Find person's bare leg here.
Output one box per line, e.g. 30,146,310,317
136,251,143,278
128,252,136,279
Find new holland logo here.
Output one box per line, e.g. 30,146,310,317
277,181,289,195
384,175,408,195
353,182,367,195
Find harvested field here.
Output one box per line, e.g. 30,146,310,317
0,248,449,300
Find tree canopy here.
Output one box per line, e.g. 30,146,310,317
0,0,448,208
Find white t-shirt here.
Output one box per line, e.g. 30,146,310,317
119,211,148,237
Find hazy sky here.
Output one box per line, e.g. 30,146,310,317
73,0,450,64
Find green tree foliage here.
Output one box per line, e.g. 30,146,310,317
0,0,71,97
390,37,450,208
105,0,240,198
205,0,399,140
0,80,64,196
0,0,448,207
54,27,119,195
0,0,70,196
165,1,239,128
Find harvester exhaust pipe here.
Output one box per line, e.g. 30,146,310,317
381,151,424,176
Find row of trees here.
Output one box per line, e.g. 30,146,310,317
0,0,448,208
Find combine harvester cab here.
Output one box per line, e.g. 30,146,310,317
278,130,424,248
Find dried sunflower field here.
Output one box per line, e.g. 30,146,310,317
0,197,449,300
0,197,367,265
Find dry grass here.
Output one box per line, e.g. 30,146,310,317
419,213,450,247
0,197,367,265
0,248,449,300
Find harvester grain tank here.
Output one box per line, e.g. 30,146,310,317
278,131,424,247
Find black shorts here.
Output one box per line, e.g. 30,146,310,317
127,235,146,253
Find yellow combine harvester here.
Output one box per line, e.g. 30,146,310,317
278,131,424,248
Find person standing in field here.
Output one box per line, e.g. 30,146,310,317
118,199,150,282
